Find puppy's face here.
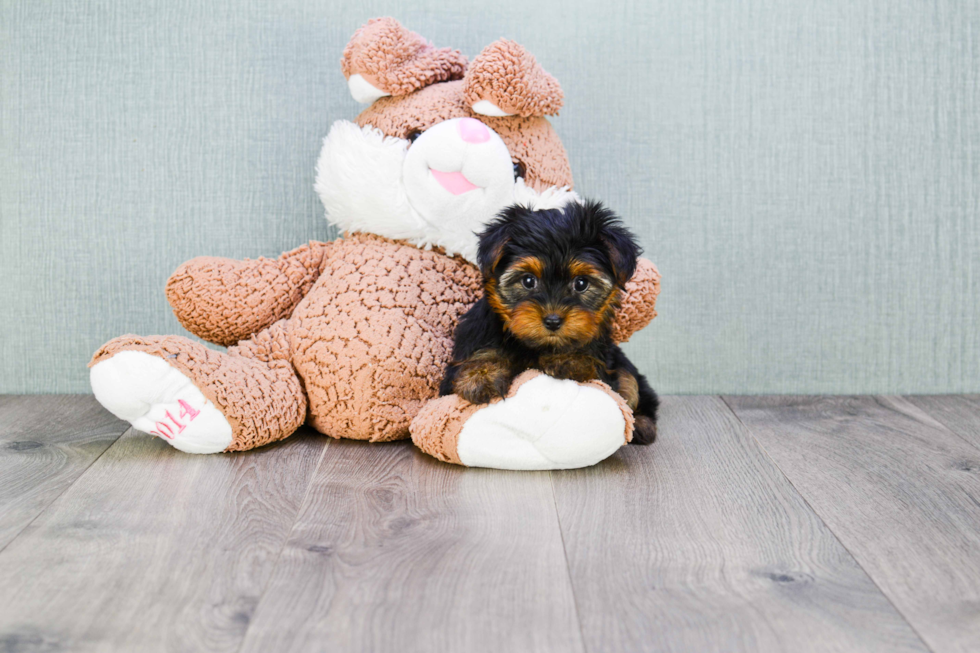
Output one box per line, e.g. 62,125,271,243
478,201,640,350
488,254,619,348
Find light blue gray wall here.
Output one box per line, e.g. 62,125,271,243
2,0,978,394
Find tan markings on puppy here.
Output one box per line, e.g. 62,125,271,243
498,257,621,348
567,260,618,327
492,257,546,327
616,369,640,410
508,302,553,345
453,348,515,405
595,286,623,327
510,304,606,349
485,278,511,324
499,256,543,281
517,256,544,278
538,352,603,382
560,305,602,345
569,260,601,278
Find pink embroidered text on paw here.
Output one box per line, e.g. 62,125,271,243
150,399,201,439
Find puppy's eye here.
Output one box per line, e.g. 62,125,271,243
573,277,590,292
513,160,526,180
520,274,537,290
406,129,423,144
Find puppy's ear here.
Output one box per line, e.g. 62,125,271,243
476,218,511,278
587,201,640,287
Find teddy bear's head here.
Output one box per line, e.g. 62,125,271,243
315,17,579,263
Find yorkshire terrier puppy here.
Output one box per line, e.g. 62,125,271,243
440,200,660,444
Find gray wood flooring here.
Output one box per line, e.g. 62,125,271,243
0,394,978,653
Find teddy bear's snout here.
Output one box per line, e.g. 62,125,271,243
406,118,513,189
457,118,490,144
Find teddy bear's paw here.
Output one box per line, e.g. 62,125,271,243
90,351,233,454
455,373,628,470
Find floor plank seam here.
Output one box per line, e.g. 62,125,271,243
901,395,980,456
233,437,332,653
0,423,132,559
717,396,939,653
547,471,589,653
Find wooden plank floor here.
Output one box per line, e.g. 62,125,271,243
725,396,980,653
0,394,978,653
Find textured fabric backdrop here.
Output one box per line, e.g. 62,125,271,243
2,0,978,394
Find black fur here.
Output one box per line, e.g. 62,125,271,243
476,200,640,286
441,200,659,445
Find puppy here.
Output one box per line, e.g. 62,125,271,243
440,200,659,445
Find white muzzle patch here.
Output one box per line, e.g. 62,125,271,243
401,118,517,258
315,119,580,263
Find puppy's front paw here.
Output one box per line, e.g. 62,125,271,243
538,352,602,383
615,370,640,410
453,350,515,405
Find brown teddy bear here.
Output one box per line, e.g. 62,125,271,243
89,17,660,469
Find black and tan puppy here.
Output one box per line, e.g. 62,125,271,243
440,200,659,444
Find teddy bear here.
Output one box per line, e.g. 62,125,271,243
88,17,661,470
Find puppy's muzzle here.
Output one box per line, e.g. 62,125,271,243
543,314,564,331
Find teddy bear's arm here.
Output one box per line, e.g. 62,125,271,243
609,258,661,344
165,241,334,347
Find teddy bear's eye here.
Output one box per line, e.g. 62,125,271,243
513,161,526,180
406,129,423,143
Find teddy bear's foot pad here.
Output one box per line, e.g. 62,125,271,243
457,374,627,470
90,351,233,454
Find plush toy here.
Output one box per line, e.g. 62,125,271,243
89,17,661,470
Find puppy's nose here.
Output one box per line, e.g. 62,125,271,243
543,314,564,331
457,117,490,144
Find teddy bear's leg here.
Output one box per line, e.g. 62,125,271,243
89,320,306,453
410,370,635,470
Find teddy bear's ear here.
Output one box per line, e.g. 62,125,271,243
341,17,468,104
463,39,563,118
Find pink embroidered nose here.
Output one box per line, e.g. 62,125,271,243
457,117,490,144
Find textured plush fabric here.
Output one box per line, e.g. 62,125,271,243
313,119,581,264
355,81,573,192
80,17,662,457
409,396,477,465
289,233,482,441
464,39,564,117
89,326,306,452
90,349,235,453
411,370,635,466
166,242,334,347
5,3,980,396
150,229,657,448
341,17,467,96
610,258,661,343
